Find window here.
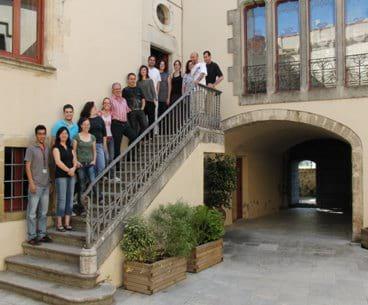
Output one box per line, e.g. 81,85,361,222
345,0,368,87
276,0,300,91
244,3,267,94
0,0,44,64
156,4,170,25
4,147,28,213
309,0,336,88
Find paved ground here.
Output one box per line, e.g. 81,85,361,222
1,208,368,305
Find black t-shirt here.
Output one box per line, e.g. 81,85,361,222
122,86,144,110
54,143,74,178
206,62,223,85
88,116,107,144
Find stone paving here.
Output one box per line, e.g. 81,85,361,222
1,208,368,305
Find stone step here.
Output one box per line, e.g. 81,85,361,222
0,271,115,305
22,242,81,265
6,255,97,289
48,228,86,247
71,216,86,231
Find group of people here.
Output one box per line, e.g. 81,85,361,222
24,51,223,245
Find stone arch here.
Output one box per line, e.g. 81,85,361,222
222,109,363,241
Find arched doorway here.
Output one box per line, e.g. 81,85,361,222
222,109,363,241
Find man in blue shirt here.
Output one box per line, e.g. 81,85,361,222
51,104,79,141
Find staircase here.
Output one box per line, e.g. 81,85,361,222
0,217,115,305
0,85,221,304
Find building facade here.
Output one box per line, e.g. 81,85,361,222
0,0,367,294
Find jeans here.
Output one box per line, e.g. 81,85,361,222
106,137,114,165
95,143,106,176
111,120,137,158
27,186,49,240
128,110,148,136
56,177,76,217
77,165,95,205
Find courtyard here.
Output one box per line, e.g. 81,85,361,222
1,208,367,305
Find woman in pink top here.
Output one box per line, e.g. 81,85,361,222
99,98,114,167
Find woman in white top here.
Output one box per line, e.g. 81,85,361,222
99,98,114,166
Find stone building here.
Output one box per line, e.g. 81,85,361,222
0,0,367,303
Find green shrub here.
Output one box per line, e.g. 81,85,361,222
191,205,225,246
150,202,195,258
204,155,237,209
120,217,159,263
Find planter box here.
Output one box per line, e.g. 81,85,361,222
187,239,223,273
361,228,368,249
123,257,187,295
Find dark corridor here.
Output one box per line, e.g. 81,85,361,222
288,139,352,213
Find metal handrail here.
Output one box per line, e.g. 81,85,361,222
82,84,221,248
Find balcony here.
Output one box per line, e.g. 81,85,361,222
346,53,368,87
245,64,267,94
310,57,337,88
277,60,301,91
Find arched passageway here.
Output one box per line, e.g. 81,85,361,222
222,109,363,241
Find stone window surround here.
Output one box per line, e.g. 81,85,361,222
227,0,368,106
0,136,30,222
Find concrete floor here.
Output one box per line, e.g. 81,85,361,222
2,208,368,305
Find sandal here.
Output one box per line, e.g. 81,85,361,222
65,225,73,231
56,226,66,232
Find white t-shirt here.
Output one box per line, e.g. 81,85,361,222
148,67,161,94
191,62,207,86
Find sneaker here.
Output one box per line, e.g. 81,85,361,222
72,211,77,217
39,235,53,243
113,176,121,183
27,238,41,246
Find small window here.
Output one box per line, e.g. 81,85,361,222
345,0,368,87
156,4,170,25
276,0,301,91
4,147,28,213
0,0,44,64
244,3,267,94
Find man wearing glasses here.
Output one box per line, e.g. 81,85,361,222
25,125,53,245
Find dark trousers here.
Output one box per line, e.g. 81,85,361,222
144,101,156,127
111,120,137,159
158,102,168,118
128,110,148,136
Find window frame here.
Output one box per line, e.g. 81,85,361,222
3,147,28,214
275,0,302,92
308,0,337,89
243,2,267,95
0,0,44,65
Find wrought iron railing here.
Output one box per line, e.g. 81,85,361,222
346,53,368,87
245,64,267,94
82,84,221,248
277,60,301,91
310,57,337,88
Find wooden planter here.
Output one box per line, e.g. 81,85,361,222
123,257,187,295
187,239,223,273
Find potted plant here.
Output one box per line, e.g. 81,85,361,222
204,154,237,218
121,202,195,295
187,205,225,273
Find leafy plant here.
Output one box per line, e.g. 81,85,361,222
150,202,195,258
204,155,237,209
120,217,159,263
191,205,225,246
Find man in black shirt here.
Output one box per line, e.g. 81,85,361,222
203,50,224,88
122,73,148,135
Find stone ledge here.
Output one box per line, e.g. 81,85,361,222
0,56,56,74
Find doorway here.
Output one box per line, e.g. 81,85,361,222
150,46,170,68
